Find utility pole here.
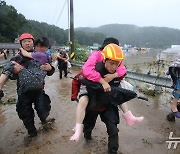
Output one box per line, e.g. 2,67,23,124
70,0,74,54
67,0,70,41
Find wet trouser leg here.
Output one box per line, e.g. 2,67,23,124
83,109,99,139
16,93,36,135
169,67,178,85
34,90,51,123
63,62,68,77
100,106,120,154
58,63,63,79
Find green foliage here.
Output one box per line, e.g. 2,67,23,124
76,24,180,48
0,1,106,47
1,1,180,49
66,42,89,62
74,31,106,46
0,1,26,42
74,43,89,62
74,48,89,62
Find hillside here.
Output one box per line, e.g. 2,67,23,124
1,1,180,48
76,24,180,48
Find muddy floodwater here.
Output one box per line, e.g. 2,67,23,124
0,64,180,154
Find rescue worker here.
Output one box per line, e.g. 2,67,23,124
70,40,143,142
82,44,127,154
57,48,69,79
0,33,55,137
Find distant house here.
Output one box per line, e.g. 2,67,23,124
88,46,99,50
88,43,100,51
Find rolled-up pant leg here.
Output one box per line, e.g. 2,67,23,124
16,94,36,134
34,90,51,123
100,106,120,154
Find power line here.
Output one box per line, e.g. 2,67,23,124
56,0,67,25
43,0,48,22
52,0,63,25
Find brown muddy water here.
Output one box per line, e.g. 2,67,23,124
0,64,180,154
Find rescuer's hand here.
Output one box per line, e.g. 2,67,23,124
104,73,118,83
99,78,111,92
40,63,52,71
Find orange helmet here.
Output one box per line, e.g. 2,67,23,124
101,43,124,61
19,33,34,41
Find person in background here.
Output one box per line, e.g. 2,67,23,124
167,53,180,118
57,48,69,79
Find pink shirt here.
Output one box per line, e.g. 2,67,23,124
82,50,127,82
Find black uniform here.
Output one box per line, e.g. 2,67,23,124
57,51,68,79
2,53,55,136
83,62,121,154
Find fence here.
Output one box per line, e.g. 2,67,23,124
70,61,172,88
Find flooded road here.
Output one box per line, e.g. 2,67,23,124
0,66,180,154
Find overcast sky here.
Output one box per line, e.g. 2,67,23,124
4,0,180,30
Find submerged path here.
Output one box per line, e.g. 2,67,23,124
0,66,179,154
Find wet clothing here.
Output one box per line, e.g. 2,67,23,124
2,52,54,135
169,66,180,85
17,51,52,94
83,104,120,154
57,51,68,78
16,90,51,135
168,53,180,85
3,52,53,94
83,62,123,153
172,78,180,99
78,77,137,110
87,62,122,110
78,62,137,111
18,60,47,94
2,54,31,80
71,50,126,100
168,65,180,99
71,70,83,100
32,51,52,64
82,50,127,82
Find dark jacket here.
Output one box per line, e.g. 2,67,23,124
79,62,137,111
2,52,55,94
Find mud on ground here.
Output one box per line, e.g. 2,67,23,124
0,66,180,154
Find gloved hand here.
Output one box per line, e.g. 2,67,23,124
0,90,4,98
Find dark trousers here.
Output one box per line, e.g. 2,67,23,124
16,90,51,134
58,62,67,79
169,66,180,85
83,105,119,153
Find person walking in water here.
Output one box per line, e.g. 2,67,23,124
0,33,55,137
70,43,144,154
168,53,180,118
57,48,69,79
